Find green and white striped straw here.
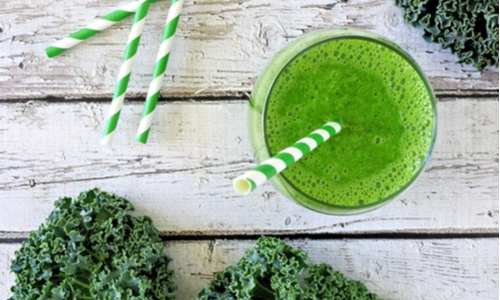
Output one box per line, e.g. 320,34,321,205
136,0,184,144
233,120,342,195
101,0,150,146
45,1,143,58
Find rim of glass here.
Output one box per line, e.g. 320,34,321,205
257,29,437,213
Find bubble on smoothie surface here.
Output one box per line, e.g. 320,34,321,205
264,37,434,207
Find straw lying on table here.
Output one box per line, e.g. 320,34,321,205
234,120,342,195
101,0,150,146
45,1,143,58
48,0,183,144
136,0,184,144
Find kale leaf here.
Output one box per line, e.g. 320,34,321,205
395,0,499,71
195,237,381,300
302,263,380,300
9,188,176,300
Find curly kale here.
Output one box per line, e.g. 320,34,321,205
196,237,381,300
9,188,176,300
302,264,380,300
395,0,499,71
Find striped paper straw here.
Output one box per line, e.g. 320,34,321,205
45,1,143,58
136,0,184,144
101,0,150,146
233,120,342,195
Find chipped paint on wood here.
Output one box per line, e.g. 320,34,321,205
0,99,497,235
0,239,498,299
0,0,497,100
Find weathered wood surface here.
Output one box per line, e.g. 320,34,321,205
0,98,497,236
0,238,498,299
1,0,498,298
0,0,497,100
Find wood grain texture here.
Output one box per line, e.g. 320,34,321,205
0,238,498,299
0,98,497,235
0,0,497,100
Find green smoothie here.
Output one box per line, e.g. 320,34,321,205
250,29,436,214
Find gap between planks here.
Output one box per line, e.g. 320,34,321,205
0,231,498,244
0,90,498,103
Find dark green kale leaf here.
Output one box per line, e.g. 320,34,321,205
395,0,499,71
195,237,381,300
196,237,309,300
9,188,176,300
302,263,380,300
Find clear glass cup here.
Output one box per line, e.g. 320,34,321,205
249,28,437,215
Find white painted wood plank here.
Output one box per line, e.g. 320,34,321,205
0,98,497,235
0,0,497,100
1,239,498,299
0,244,16,299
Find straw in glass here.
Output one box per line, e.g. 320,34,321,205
233,120,342,195
101,0,150,146
136,0,184,144
45,1,143,58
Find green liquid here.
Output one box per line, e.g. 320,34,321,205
264,37,434,207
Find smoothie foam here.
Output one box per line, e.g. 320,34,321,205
264,37,435,207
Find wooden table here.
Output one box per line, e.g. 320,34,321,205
1,1,498,299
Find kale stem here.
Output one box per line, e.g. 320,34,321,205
73,278,92,290
55,274,92,290
85,248,104,262
252,281,275,300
